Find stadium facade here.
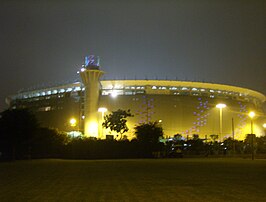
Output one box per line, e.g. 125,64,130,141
6,56,266,140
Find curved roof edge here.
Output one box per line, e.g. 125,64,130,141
101,80,266,102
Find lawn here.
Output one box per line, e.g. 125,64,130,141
0,158,265,202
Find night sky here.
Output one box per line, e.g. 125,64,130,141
0,0,265,111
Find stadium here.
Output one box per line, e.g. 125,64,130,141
6,56,266,140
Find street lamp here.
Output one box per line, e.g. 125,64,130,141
216,103,226,141
98,107,107,139
69,118,77,138
248,111,255,160
248,112,255,134
70,118,77,127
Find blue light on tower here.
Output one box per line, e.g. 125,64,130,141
85,55,100,67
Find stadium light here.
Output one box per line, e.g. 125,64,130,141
216,103,226,141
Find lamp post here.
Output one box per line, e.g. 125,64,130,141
248,112,255,134
69,118,77,137
98,107,107,139
248,111,255,160
216,103,226,141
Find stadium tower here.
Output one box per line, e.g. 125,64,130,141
80,55,104,137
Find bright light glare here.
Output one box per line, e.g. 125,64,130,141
216,103,226,109
249,111,255,119
70,118,77,127
81,68,86,72
88,121,98,137
111,91,118,98
263,123,266,128
98,107,107,113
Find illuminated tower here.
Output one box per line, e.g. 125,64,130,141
80,55,104,137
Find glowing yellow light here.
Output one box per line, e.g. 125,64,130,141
87,121,98,137
263,123,266,128
249,111,255,119
70,118,77,127
98,107,107,113
216,103,226,109
111,91,118,98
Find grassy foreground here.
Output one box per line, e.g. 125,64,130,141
0,158,265,202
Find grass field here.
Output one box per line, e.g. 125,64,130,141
0,158,266,202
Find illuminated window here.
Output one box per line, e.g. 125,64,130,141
102,90,109,95
66,88,72,92
152,86,157,89
74,87,81,91
209,90,215,93
200,89,205,92
181,87,188,90
136,90,144,94
114,85,123,89
192,88,198,91
45,106,51,111
125,91,133,95
52,90,58,94
107,85,113,89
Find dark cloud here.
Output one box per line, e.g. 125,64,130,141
0,0,265,110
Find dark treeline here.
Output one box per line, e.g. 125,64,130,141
1,109,266,161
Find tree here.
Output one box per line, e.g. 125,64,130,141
244,134,256,154
134,121,164,157
0,108,39,160
256,135,266,154
102,109,133,139
135,121,163,144
210,134,219,142
31,127,69,158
